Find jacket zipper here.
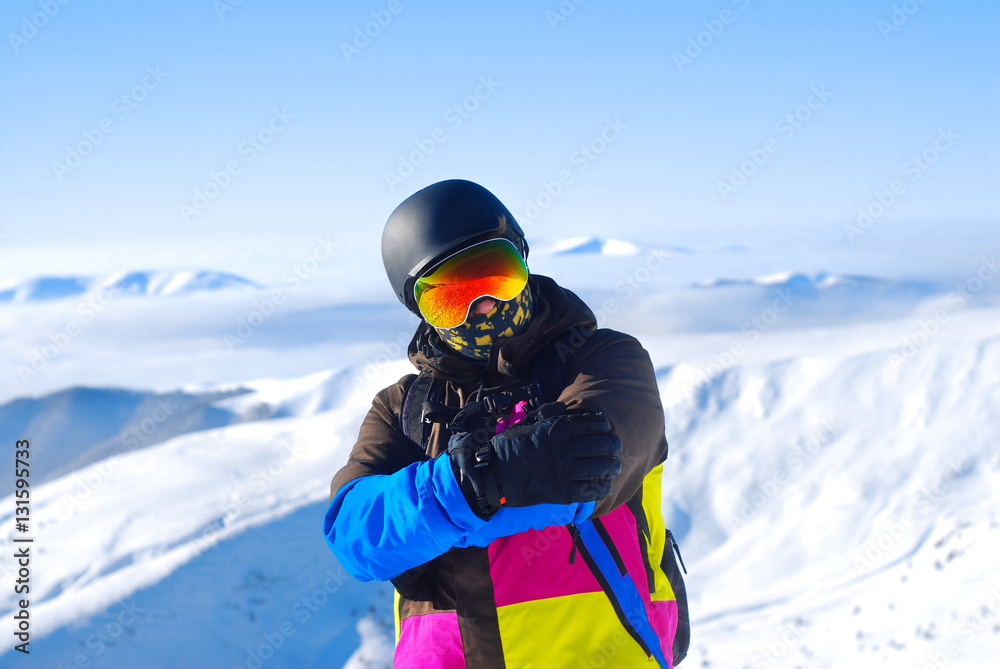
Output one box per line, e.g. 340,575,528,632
666,529,687,575
567,523,655,660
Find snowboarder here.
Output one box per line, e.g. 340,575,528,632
323,179,688,667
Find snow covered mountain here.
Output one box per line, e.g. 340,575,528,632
546,234,690,256
2,299,998,667
656,304,1000,667
0,368,366,492
0,358,405,667
1,236,998,667
107,270,261,297
0,386,251,491
0,276,92,303
0,270,259,304
691,270,940,299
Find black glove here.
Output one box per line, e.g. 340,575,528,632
447,402,623,518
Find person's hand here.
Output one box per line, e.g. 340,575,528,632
447,402,622,518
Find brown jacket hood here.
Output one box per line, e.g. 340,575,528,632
407,274,598,389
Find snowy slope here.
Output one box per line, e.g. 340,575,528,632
0,359,409,638
0,368,364,490
0,386,254,491
649,304,1000,667
1,236,998,667
16,501,395,669
2,302,998,666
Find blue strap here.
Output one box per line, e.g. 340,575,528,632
454,501,596,548
576,519,669,668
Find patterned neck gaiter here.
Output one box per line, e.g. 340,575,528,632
432,281,534,361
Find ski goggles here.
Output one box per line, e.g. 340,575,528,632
413,238,529,329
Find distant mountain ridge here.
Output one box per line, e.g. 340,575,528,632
0,270,259,304
548,235,691,256
0,386,255,491
691,271,941,299
0,368,355,491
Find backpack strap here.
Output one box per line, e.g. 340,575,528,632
400,372,438,450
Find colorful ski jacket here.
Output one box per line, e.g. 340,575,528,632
324,274,688,667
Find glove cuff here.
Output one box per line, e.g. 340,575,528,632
449,449,500,520
474,443,505,512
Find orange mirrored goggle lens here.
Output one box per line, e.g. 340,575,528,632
414,239,528,329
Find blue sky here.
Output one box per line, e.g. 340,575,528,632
1,0,996,281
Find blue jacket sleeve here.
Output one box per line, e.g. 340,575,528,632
323,453,597,578
453,501,596,548
323,454,487,582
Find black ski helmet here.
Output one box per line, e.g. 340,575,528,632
382,179,530,317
